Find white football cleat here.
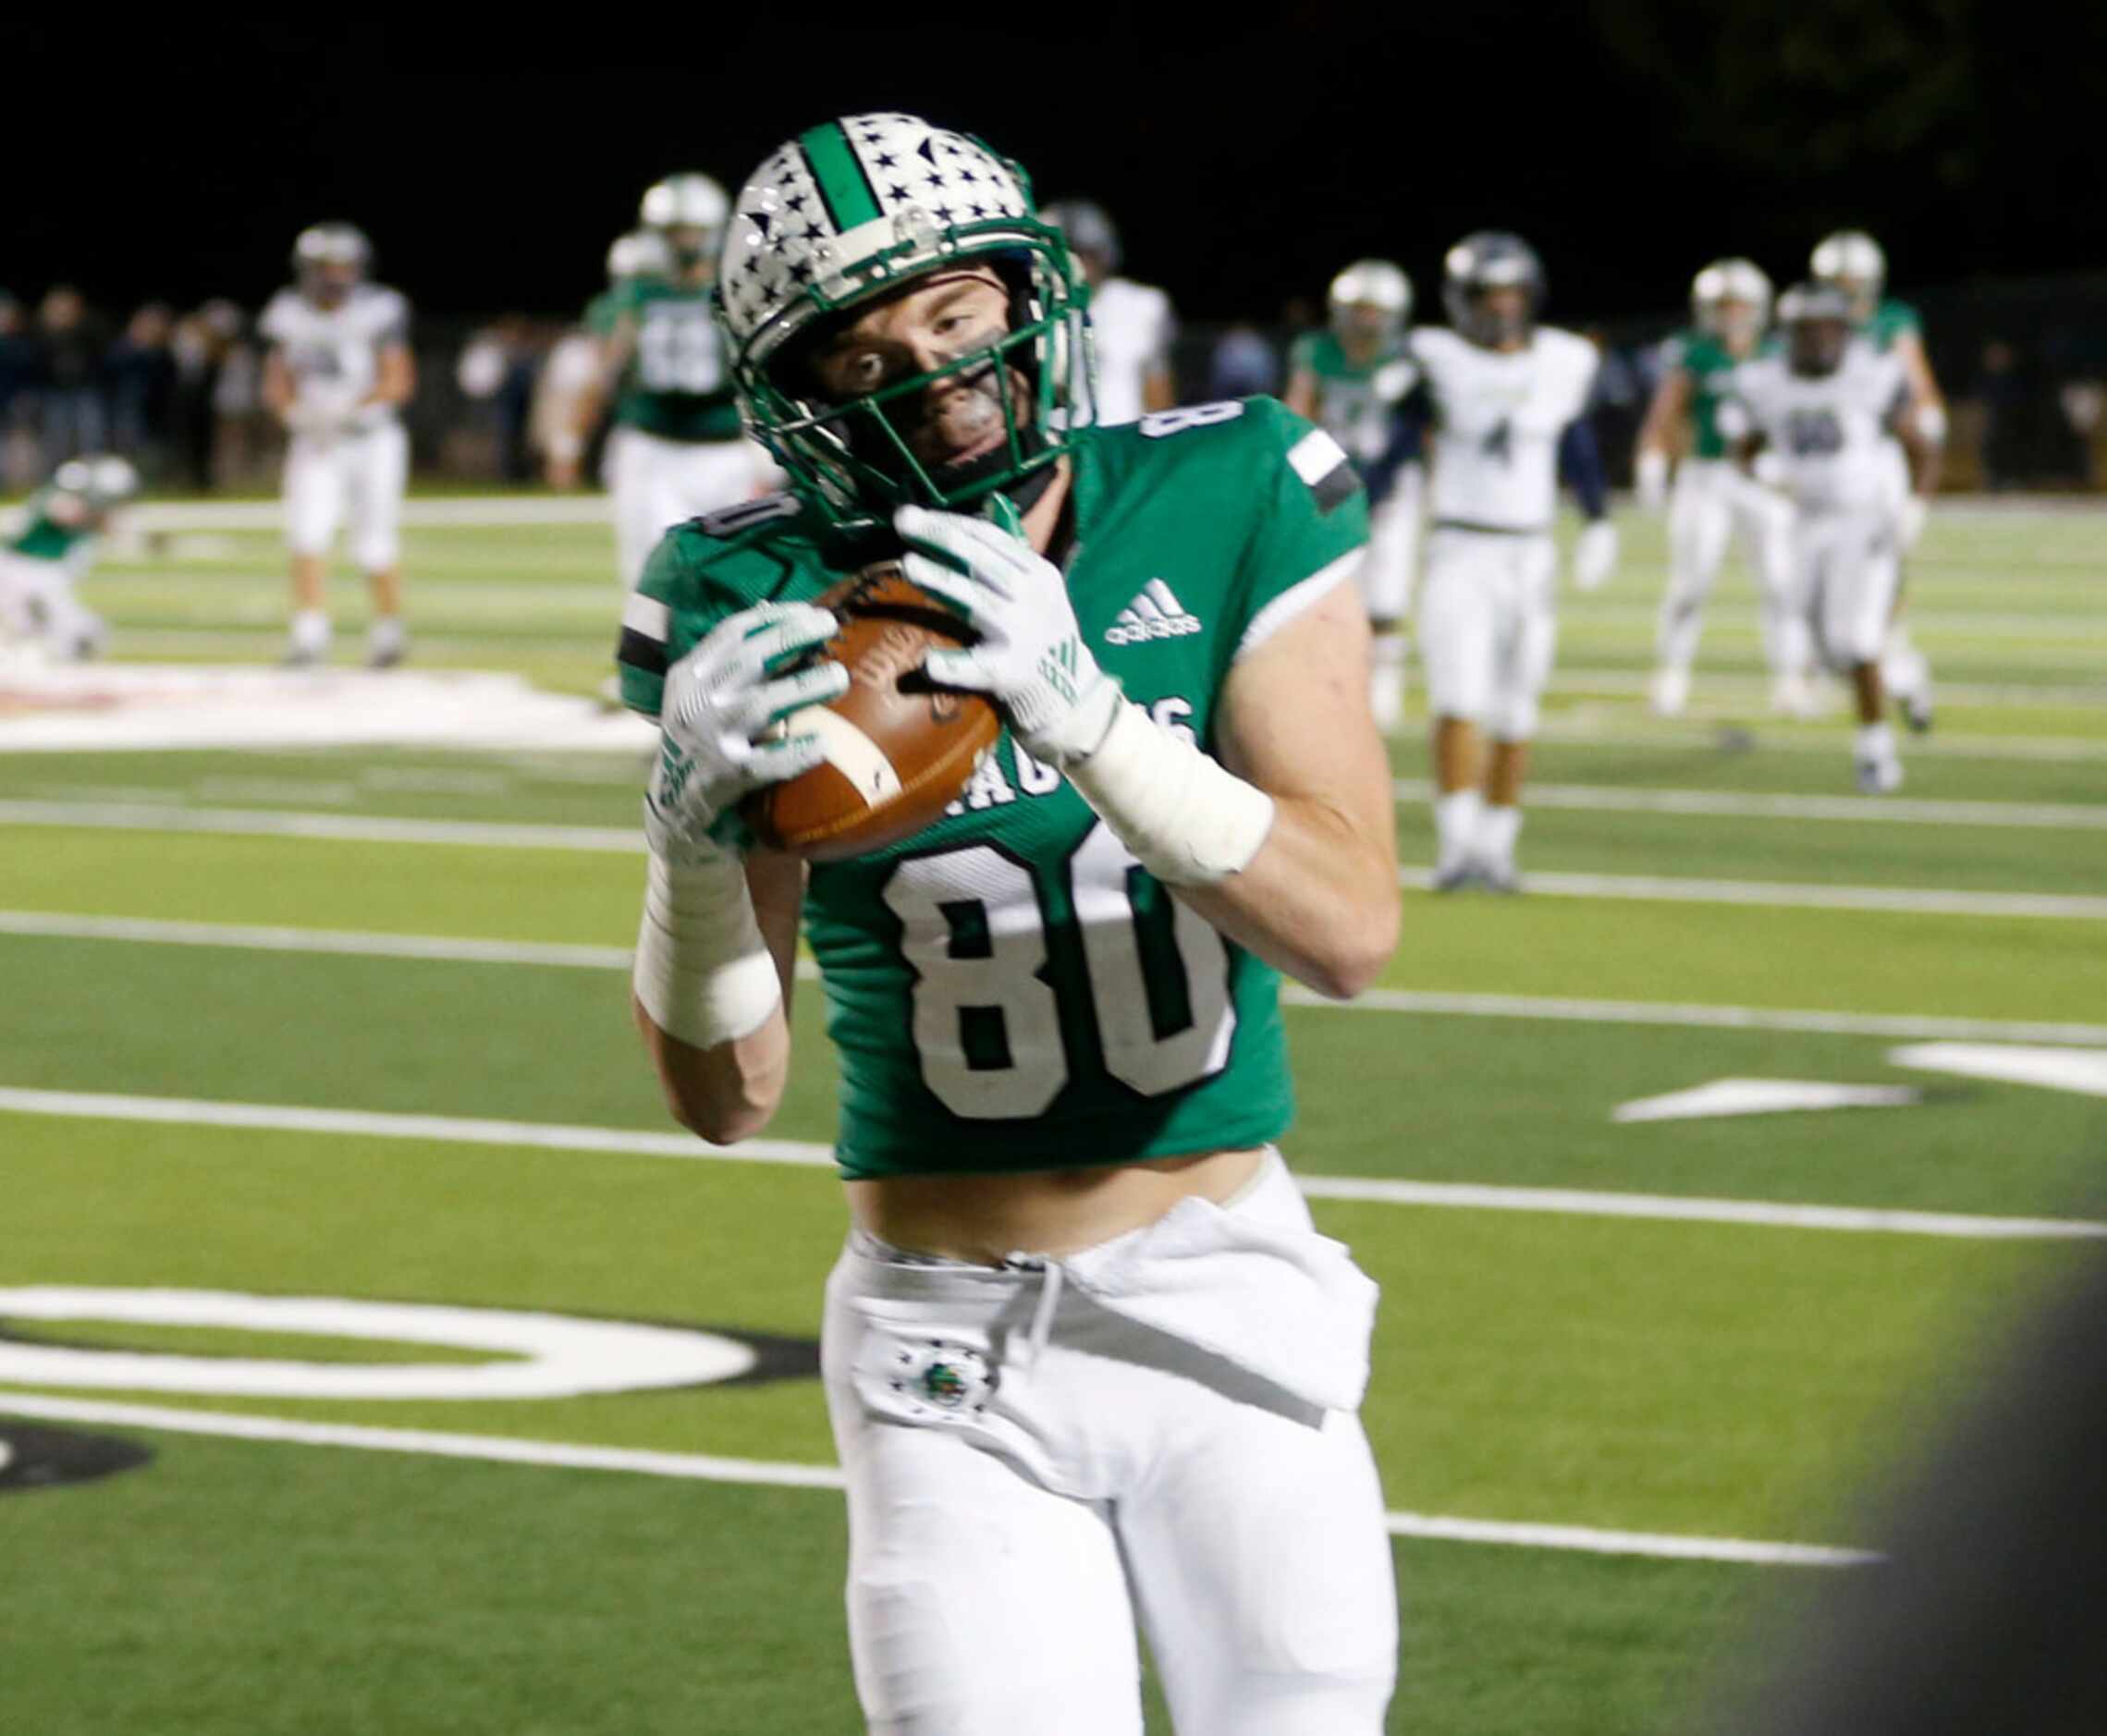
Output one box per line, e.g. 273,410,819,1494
1856,754,1905,795
1649,666,1691,716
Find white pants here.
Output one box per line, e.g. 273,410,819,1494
0,552,103,660
606,427,765,589
1658,458,1796,674
1358,463,1423,624
1796,507,1901,670
1418,527,1558,740
284,421,408,569
823,1154,1398,1735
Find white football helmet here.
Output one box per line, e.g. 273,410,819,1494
1692,258,1773,339
716,112,1091,531
1328,260,1412,342
1810,230,1884,322
642,174,729,271
294,223,370,304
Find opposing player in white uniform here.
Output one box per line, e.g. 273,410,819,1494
1410,232,1615,891
260,224,416,667
1635,259,1807,716
1718,284,1937,793
1811,229,1945,730
1285,261,1424,730
1044,200,1176,425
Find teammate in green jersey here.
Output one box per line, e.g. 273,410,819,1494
1812,228,1945,728
0,454,137,662
1285,259,1423,732
1634,258,1807,715
618,112,1400,1733
561,176,770,589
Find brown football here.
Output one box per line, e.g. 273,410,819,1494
741,565,1000,862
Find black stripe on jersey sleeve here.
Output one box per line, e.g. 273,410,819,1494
617,628,669,677
1308,458,1365,515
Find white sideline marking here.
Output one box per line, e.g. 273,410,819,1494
1391,779,2107,831
5,801,2099,920
1537,726,2107,765
0,911,635,970
2,1088,2099,1241
1400,867,2107,922
0,1394,1875,1569
124,496,620,532
1285,986,2107,1047
6,908,2107,1051
1611,1079,1921,1123
1892,1043,2107,1099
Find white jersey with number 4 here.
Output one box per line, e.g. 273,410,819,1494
1718,348,1907,516
1088,276,1176,427
1409,326,1598,532
259,284,411,433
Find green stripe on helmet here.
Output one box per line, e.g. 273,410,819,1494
798,122,883,232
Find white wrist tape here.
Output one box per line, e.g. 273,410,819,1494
1635,448,1669,493
1915,402,1948,445
1063,701,1275,886
632,846,782,1050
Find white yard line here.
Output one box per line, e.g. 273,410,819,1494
1548,669,2107,707
9,908,2107,1048
5,802,2099,918
0,1393,1875,1568
1535,725,2107,764
1390,779,2107,830
2,1087,2099,1241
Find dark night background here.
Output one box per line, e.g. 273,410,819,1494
10,7,2107,326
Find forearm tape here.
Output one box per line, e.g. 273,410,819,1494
632,847,781,1049
1063,701,1276,886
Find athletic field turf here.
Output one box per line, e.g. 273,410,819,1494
3,497,2101,1732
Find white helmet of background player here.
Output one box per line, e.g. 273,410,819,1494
1776,281,1855,379
293,223,371,307
606,227,673,285
715,112,1091,533
1041,199,1121,284
1328,260,1412,345
641,174,729,275
1692,258,1772,345
1443,231,1544,348
53,454,141,512
1810,229,1884,324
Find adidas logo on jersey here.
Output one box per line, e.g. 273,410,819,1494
1106,580,1201,645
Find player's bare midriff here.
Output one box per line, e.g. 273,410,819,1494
845,1143,1268,1264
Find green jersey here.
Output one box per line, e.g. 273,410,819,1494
1661,327,1764,459
1287,329,1418,470
6,485,95,568
608,277,741,444
583,290,620,340
619,398,1367,1181
1859,299,1921,354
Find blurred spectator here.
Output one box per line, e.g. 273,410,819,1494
106,302,178,476
205,302,267,485
1582,325,1648,484
34,286,110,465
1207,324,1279,399
1976,340,2027,490
0,292,38,487
454,315,540,481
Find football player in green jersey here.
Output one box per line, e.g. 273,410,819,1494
543,231,671,495
617,112,1400,1733
565,176,771,588
1812,229,1945,729
1285,259,1423,732
1634,259,1808,716
0,455,138,663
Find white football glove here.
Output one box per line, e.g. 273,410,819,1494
1573,520,1618,592
1897,495,1929,551
1635,448,1670,511
644,600,847,861
895,504,1121,765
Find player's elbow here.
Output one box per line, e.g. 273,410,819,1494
666,1088,774,1147
1304,886,1401,1001
635,997,787,1145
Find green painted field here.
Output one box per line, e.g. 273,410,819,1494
2,498,2101,1732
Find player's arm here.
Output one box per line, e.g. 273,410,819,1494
1886,391,1939,498
1633,366,1691,506
1282,367,1320,420
261,347,297,423
623,591,849,1145
364,342,416,410
1182,582,1398,996
632,848,803,1143
1560,418,1617,590
557,313,637,481
1893,332,1946,495
1142,298,1178,414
